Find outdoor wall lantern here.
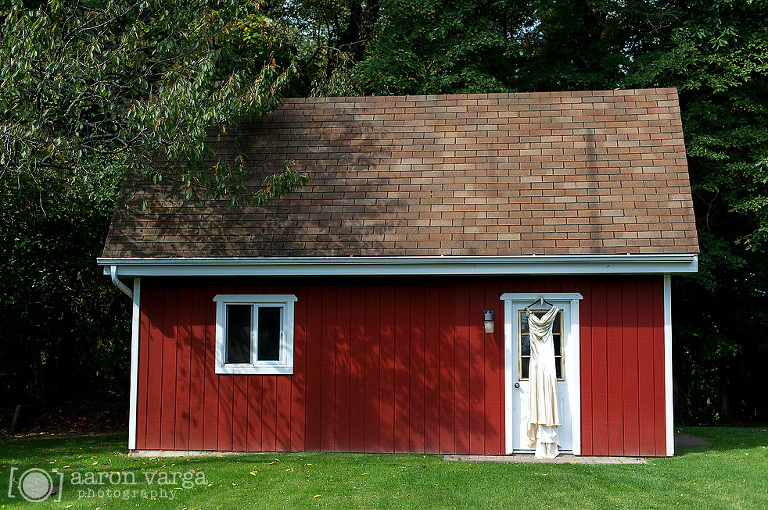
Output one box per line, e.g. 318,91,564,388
483,310,495,334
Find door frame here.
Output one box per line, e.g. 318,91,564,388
500,292,582,455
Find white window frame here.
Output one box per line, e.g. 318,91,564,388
213,294,297,375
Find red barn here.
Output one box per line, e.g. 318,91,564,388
99,89,698,457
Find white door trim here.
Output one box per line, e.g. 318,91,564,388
501,293,582,455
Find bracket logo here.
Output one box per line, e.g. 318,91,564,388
7,467,64,503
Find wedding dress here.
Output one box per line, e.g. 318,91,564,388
525,305,561,459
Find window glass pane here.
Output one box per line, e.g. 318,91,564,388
521,334,530,356
227,305,251,364
257,306,281,361
520,308,565,381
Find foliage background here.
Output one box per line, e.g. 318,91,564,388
2,0,766,427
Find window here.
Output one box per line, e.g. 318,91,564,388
213,294,297,374
518,309,564,381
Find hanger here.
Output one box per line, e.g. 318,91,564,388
525,295,555,311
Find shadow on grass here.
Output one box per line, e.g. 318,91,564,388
674,426,768,456
1,429,767,509
0,432,128,459
2,427,766,466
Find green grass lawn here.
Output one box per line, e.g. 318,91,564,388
0,427,766,509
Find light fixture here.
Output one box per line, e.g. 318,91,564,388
483,310,495,334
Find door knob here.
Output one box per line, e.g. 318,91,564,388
514,383,520,388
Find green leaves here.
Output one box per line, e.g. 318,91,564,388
352,0,526,95
625,0,768,421
629,0,768,254
348,0,687,95
0,0,302,407
252,164,310,207
1,0,298,210
0,156,128,405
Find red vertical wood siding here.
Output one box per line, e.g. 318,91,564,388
349,286,367,452
422,285,440,452
187,287,206,450
438,284,456,453
135,275,668,456
143,285,162,449
483,280,503,454
289,285,307,451
174,288,192,450
394,285,411,452
202,285,218,450
304,285,323,451
453,280,470,454
409,285,426,452
578,275,667,456
606,279,624,454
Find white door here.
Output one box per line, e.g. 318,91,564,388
501,293,582,455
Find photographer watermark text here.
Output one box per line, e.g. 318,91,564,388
7,467,207,503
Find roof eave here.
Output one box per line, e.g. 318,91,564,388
98,254,699,278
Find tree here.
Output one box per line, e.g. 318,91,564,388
0,0,301,411
3,0,767,424
629,0,768,422
262,0,382,96
350,0,681,95
513,0,681,91
0,158,129,408
352,0,530,95
1,0,303,206
347,0,768,421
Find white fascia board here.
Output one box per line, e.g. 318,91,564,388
99,254,698,278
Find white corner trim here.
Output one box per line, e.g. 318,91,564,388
664,275,674,456
128,278,141,450
99,254,698,278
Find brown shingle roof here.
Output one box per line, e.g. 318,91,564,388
102,88,699,258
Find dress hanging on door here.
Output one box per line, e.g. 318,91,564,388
526,305,561,459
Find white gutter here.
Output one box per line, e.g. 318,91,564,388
99,254,698,278
110,265,134,297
